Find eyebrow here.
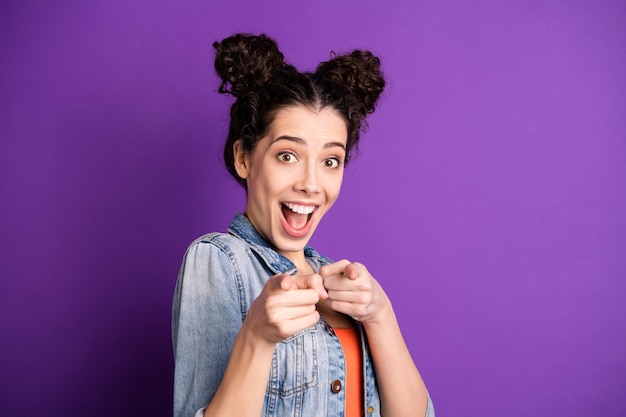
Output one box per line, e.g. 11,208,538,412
272,135,346,151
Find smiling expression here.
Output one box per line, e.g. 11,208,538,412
234,105,348,265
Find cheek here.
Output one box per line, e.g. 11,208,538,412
326,173,344,203
253,168,288,201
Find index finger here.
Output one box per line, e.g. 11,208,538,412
291,274,329,299
319,259,351,279
266,274,293,291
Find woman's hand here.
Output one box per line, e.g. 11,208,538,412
319,260,391,325
320,260,431,416
244,273,328,344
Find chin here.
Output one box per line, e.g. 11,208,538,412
275,235,311,253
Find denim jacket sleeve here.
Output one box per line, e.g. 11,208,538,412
172,226,436,417
172,234,244,417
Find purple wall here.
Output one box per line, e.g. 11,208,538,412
2,1,625,415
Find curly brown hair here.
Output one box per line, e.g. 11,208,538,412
213,33,386,187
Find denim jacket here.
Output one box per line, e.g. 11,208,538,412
172,213,434,417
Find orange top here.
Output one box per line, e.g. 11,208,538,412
334,326,364,417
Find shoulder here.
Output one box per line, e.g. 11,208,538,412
178,232,250,279
185,231,249,258
180,231,259,282
176,232,250,302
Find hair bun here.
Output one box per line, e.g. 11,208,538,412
213,33,286,97
315,50,385,116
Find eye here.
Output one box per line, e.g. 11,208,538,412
323,157,341,169
277,152,297,163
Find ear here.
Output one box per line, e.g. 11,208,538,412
233,140,250,180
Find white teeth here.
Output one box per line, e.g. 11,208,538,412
284,202,315,215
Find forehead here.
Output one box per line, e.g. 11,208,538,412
267,106,348,145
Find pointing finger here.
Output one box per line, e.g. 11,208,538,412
292,274,329,299
264,274,293,291
319,259,351,279
280,274,295,291
345,262,365,280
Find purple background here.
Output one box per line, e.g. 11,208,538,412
2,0,625,416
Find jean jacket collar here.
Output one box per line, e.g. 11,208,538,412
227,212,328,275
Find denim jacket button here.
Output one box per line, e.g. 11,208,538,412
331,379,342,393
367,406,375,414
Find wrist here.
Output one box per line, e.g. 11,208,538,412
239,315,279,352
362,295,395,329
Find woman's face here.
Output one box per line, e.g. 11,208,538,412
234,105,348,263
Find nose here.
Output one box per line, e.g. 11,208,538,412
296,162,321,194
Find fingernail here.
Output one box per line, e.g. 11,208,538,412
320,286,329,298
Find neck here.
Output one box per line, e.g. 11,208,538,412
281,250,312,273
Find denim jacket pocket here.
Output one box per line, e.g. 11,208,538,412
266,326,319,397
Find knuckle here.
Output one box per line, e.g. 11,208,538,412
355,293,370,305
355,306,369,318
267,309,281,325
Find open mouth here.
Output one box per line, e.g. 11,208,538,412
280,202,316,234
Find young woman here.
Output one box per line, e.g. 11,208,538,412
172,33,435,417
